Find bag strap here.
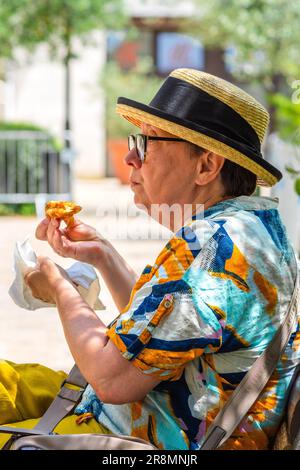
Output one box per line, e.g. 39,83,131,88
287,364,300,445
33,364,87,433
200,267,299,450
0,427,46,436
0,364,87,446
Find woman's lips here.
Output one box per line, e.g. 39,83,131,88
130,180,140,187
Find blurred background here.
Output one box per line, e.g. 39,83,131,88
0,0,299,370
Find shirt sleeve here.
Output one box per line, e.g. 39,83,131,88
107,278,223,381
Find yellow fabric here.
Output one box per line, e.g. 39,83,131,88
0,360,109,449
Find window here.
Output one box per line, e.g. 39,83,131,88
155,32,204,76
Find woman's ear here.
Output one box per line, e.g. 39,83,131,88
195,152,225,186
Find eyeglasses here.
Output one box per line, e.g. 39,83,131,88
128,133,187,163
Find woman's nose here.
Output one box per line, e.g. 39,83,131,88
124,148,142,169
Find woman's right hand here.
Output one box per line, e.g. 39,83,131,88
35,217,107,266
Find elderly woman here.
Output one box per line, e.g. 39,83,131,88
0,69,299,450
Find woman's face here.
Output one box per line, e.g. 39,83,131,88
124,124,199,217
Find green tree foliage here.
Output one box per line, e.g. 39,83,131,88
25,0,125,57
186,1,300,194
0,0,27,59
0,0,128,143
269,94,300,145
189,0,300,87
101,58,163,139
268,93,300,193
0,0,126,59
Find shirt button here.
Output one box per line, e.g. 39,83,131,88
163,294,173,309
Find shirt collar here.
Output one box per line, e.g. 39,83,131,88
192,195,279,221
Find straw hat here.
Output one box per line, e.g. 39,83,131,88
116,68,282,187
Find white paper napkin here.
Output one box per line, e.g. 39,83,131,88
8,237,105,311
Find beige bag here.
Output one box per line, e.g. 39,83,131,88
8,433,157,451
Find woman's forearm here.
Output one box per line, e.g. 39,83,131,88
53,280,159,404
94,241,138,312
53,280,109,386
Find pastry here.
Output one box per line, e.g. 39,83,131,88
45,200,82,226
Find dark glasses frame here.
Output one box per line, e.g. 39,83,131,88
128,133,187,163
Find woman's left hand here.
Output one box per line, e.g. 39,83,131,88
25,256,75,303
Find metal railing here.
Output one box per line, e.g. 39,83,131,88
0,131,72,213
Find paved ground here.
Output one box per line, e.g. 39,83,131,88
0,178,168,372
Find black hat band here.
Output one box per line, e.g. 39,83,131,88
150,76,261,155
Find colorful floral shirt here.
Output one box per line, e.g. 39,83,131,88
75,196,300,450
